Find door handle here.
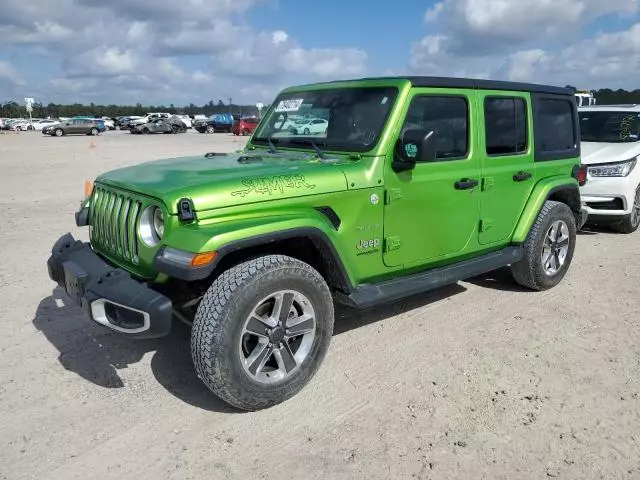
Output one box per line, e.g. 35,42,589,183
454,178,479,190
513,171,532,182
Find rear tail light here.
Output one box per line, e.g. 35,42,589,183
572,164,588,186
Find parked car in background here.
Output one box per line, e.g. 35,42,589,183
42,117,105,136
128,113,172,129
32,119,61,131
579,104,640,233
130,116,187,134
10,120,34,131
193,113,234,133
175,115,192,129
288,117,329,135
101,117,116,130
232,116,260,136
115,116,139,129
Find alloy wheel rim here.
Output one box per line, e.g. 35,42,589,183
541,220,570,276
239,290,316,384
631,187,640,227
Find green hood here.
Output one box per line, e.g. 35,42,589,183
96,151,350,214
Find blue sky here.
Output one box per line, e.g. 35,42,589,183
0,0,638,106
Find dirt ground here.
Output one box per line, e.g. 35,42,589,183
1,130,639,480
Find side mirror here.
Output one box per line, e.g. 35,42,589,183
392,129,437,172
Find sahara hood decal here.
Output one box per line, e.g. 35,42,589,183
231,174,316,197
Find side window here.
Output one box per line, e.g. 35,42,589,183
402,95,469,161
484,97,528,156
538,99,575,151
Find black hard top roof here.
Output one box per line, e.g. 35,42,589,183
345,76,572,96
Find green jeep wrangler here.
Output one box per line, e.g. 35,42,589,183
47,76,588,411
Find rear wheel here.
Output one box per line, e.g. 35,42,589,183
511,200,576,291
191,255,334,411
613,186,640,234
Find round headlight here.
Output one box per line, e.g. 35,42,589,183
153,207,164,238
139,206,164,247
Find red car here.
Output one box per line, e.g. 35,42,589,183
232,117,259,136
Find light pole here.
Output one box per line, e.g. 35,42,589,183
24,97,34,127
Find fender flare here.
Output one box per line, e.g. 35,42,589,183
154,226,355,292
512,180,581,243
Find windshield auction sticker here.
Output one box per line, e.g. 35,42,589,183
275,99,304,112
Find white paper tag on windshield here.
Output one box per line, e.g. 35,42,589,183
275,99,304,112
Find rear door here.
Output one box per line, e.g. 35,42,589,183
383,89,481,267
477,92,535,245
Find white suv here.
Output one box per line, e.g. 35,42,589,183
579,104,640,233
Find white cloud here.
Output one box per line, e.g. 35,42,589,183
414,0,639,55
425,1,446,22
0,0,368,104
409,0,640,90
0,61,25,86
272,30,288,45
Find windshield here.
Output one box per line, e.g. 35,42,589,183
252,86,399,152
580,111,640,143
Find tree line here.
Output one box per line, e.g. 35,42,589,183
2,89,640,119
0,99,267,119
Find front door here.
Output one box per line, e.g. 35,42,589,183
383,89,481,267
476,92,536,245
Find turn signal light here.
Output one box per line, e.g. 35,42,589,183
191,251,217,267
84,179,93,198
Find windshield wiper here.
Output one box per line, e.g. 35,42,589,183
286,138,328,161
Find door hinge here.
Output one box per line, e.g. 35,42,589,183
384,188,403,205
482,177,495,191
384,236,401,252
479,218,493,232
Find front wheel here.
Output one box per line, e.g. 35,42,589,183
206,125,215,134
303,128,310,135
613,186,640,234
191,255,334,411
511,200,576,291
54,128,63,137
90,128,98,136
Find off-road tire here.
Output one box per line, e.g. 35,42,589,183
511,200,577,291
191,255,334,411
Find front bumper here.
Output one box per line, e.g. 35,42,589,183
47,233,173,338
580,175,636,218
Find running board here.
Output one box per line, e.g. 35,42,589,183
342,246,524,309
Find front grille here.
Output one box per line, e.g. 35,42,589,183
89,185,143,264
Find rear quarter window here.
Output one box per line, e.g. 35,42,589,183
532,94,580,161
